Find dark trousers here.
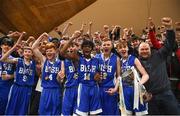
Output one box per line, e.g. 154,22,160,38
28,91,41,115
148,90,180,115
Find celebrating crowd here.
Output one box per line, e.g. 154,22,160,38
0,17,180,115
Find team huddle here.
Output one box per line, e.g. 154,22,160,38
0,17,179,115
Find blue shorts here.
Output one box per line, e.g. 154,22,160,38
123,85,148,115
39,87,61,115
99,87,120,115
76,83,102,115
5,84,32,115
0,80,13,115
62,86,78,115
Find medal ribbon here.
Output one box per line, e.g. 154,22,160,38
101,53,112,79
22,60,32,76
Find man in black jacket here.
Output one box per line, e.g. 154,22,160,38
138,17,180,115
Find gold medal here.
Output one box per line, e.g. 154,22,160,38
84,73,90,80
45,76,49,80
2,71,7,75
86,75,90,80
103,72,107,79
73,73,78,79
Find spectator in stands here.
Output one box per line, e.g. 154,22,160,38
138,17,180,115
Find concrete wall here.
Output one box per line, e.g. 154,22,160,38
49,0,180,37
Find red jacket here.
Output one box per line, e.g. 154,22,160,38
148,30,163,49
149,30,180,63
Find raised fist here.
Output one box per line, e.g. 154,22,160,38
72,30,81,39
148,17,155,29
89,21,93,26
161,17,173,29
7,31,22,38
68,22,73,25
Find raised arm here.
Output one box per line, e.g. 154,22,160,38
87,21,93,40
111,26,117,42
158,17,175,59
62,22,73,36
26,36,35,47
134,58,149,85
0,32,26,63
7,31,22,39
59,31,81,61
122,28,129,41
116,26,121,40
54,27,62,38
149,30,163,49
80,23,86,35
103,25,110,38
32,33,47,64
148,17,163,49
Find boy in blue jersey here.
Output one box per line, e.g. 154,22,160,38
0,32,37,115
60,31,102,115
107,42,149,115
97,38,120,115
0,36,15,115
32,33,64,115
60,42,79,115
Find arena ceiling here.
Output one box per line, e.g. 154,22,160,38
0,0,96,38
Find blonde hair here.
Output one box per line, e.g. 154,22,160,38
117,41,128,49
101,37,111,42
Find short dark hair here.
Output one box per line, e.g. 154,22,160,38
49,38,60,48
0,36,14,47
49,38,59,43
117,41,128,49
130,35,139,42
81,39,94,49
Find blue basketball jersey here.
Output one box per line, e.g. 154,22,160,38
41,59,61,88
121,55,136,85
121,55,147,114
0,55,15,85
98,53,117,87
14,58,36,86
78,56,99,86
121,55,135,72
0,54,14,114
64,59,79,87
